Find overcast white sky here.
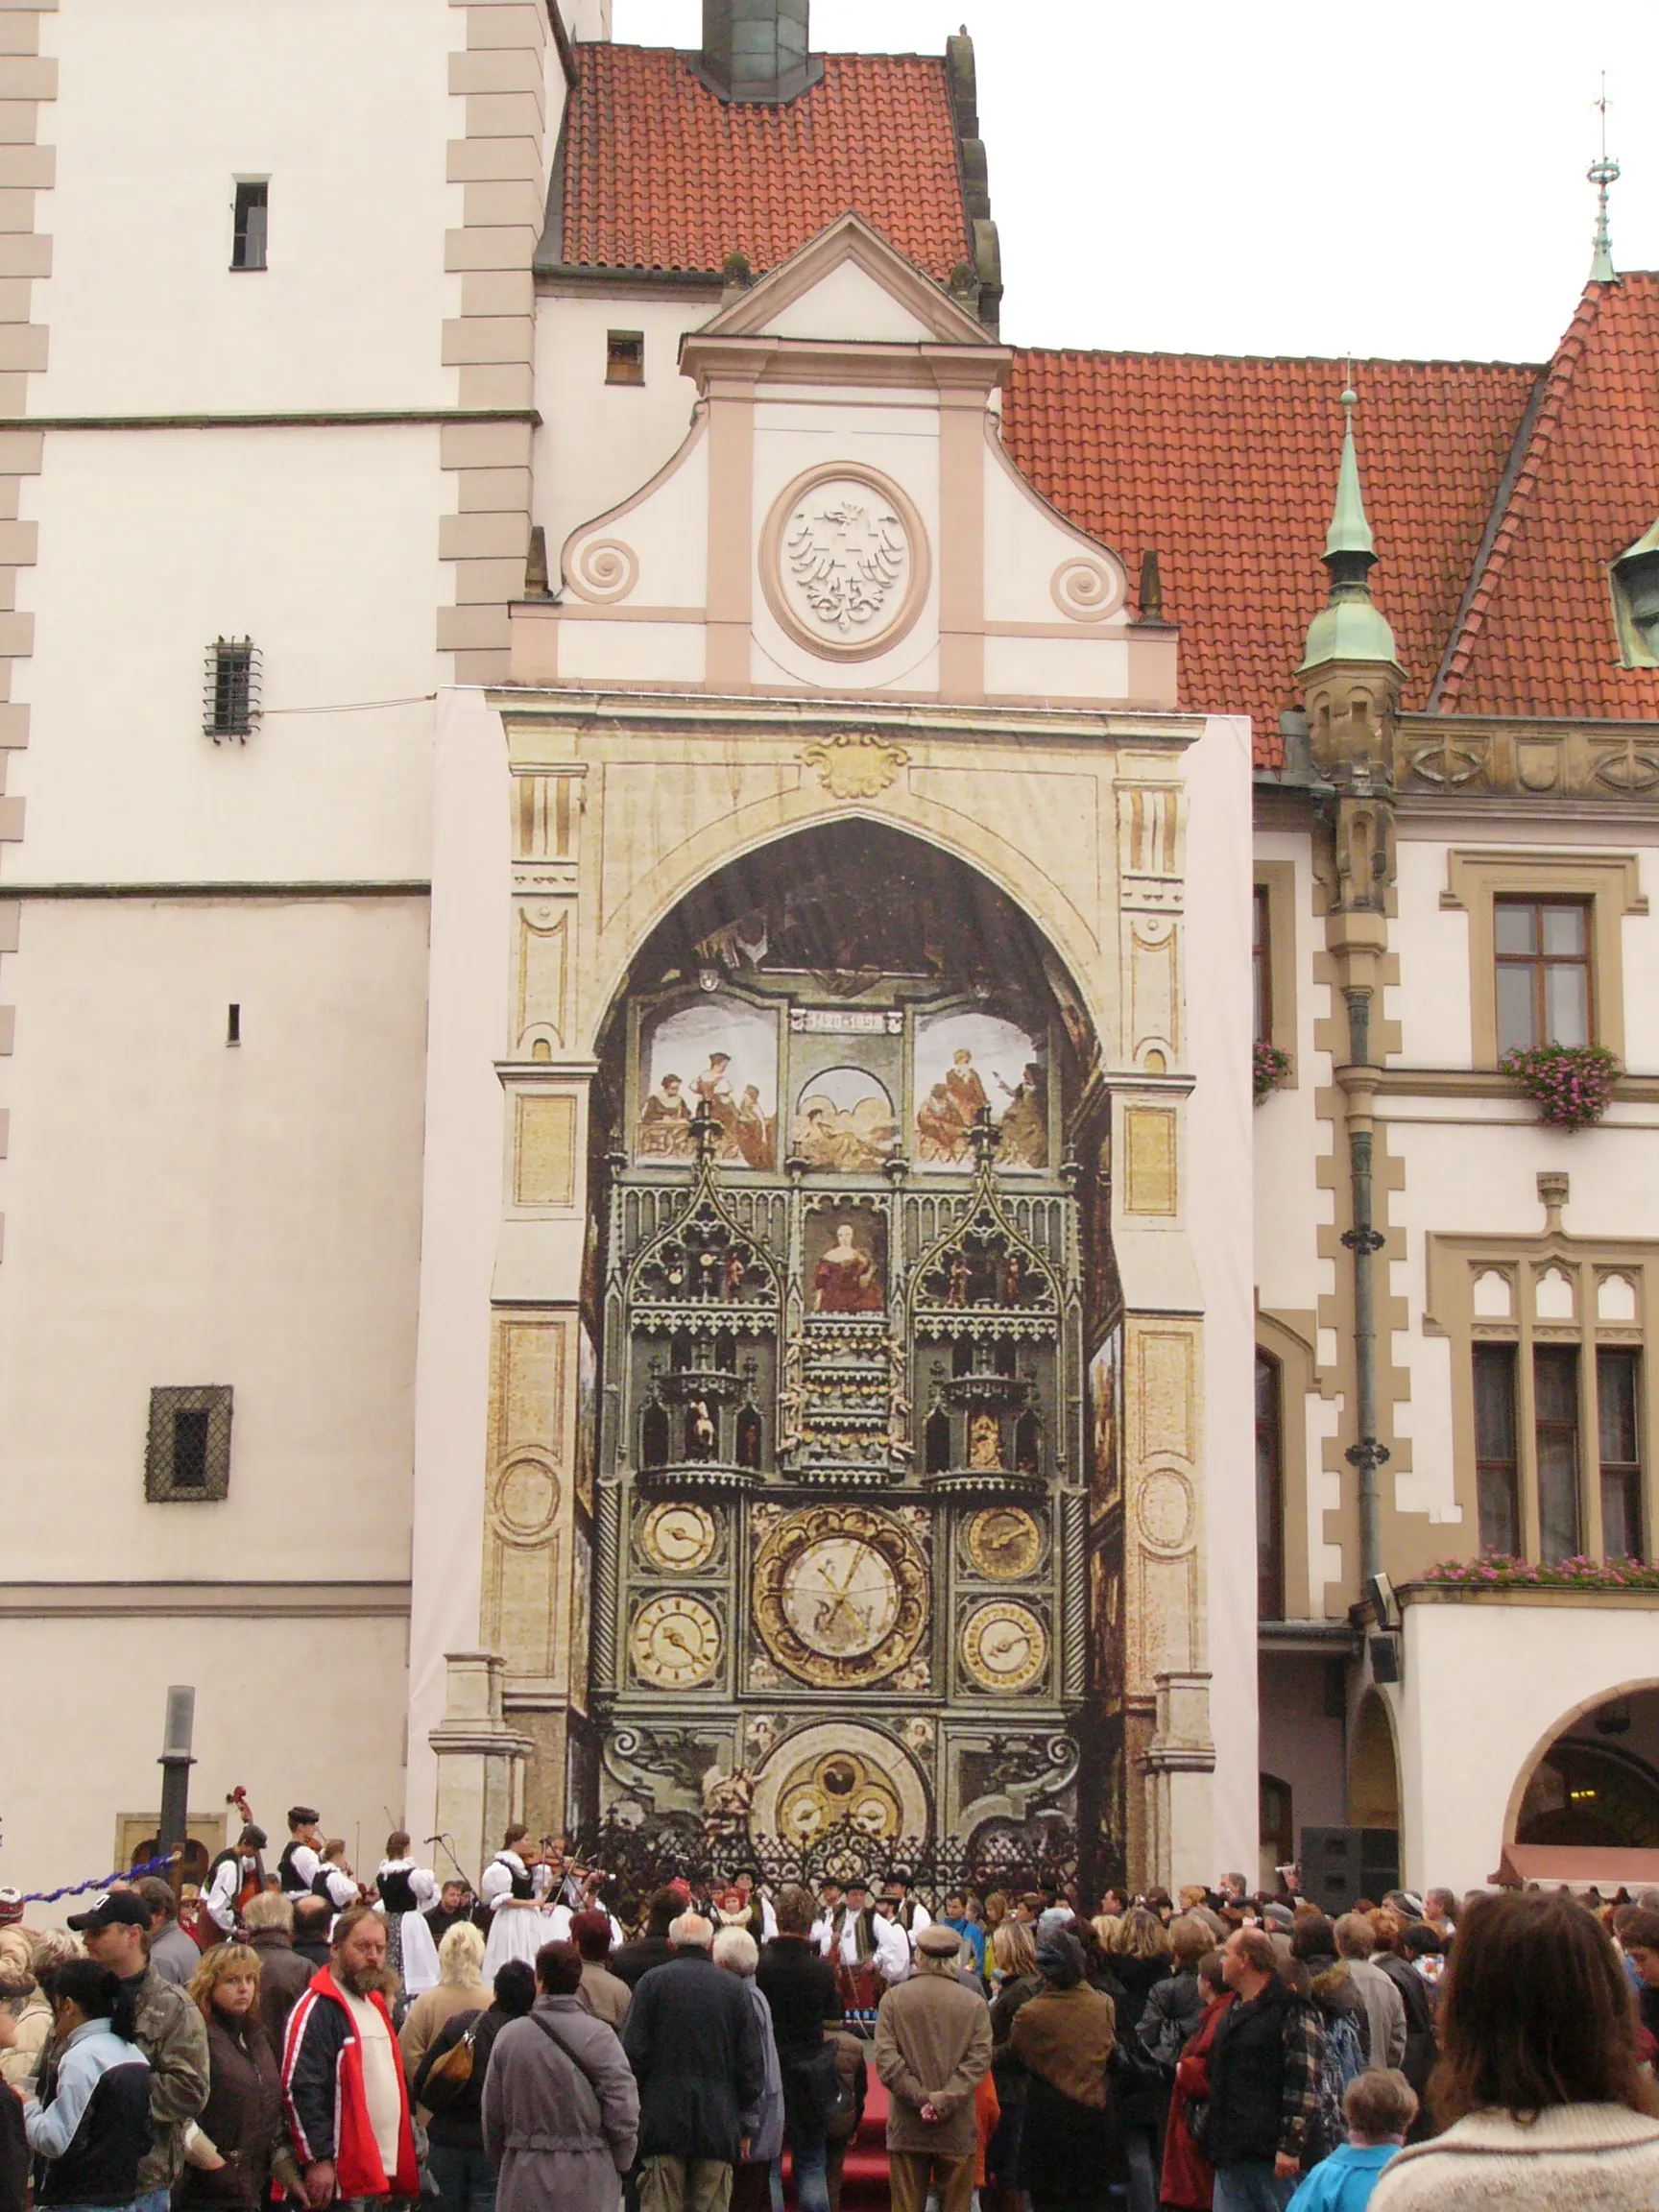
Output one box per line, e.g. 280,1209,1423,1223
612,0,1659,365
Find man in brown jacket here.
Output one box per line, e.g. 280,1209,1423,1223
873,1924,993,2212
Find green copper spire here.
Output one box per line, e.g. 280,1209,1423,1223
1325,386,1375,560
1300,386,1399,674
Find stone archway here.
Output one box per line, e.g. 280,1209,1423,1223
1505,1681,1659,1849
750,1720,931,1847
1351,1689,1402,1831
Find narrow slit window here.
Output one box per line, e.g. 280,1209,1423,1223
1255,1351,1285,1620
204,637,260,741
1252,884,1272,1046
606,329,644,386
1534,1345,1582,1563
231,181,268,271
227,1003,241,1046
1599,1346,1643,1561
1473,1343,1520,1555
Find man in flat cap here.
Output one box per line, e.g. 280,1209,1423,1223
873,1924,992,2212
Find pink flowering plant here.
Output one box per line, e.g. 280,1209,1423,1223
1500,1042,1619,1131
1254,1040,1291,1103
1419,1552,1659,1591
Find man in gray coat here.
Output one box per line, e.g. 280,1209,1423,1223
621,1912,766,2212
483,1940,638,2212
873,1924,992,2212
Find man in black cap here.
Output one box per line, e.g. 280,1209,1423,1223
277,1808,324,1899
64,1890,208,2212
885,1869,932,1941
203,1820,268,1938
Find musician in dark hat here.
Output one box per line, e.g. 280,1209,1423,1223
885,1869,933,1941
204,1823,269,1938
277,1810,323,1900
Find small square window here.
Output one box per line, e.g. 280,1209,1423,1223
145,1386,233,1503
231,181,268,272
204,637,260,742
606,330,644,386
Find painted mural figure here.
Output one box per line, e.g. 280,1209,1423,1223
791,1082,897,1172
996,1063,1048,1168
733,1084,773,1169
917,1082,961,1164
638,1072,692,1157
813,1221,884,1313
694,1051,739,1142
946,1049,990,1132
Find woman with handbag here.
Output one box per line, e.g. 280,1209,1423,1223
1160,1955,1230,2212
412,1960,537,2212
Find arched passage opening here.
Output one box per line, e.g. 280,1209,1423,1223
571,820,1122,1889
1509,1683,1659,1849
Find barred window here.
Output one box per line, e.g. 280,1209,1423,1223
145,1386,233,1502
204,637,260,741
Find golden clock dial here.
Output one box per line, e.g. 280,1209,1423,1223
753,1503,927,1689
639,1501,717,1574
781,1535,901,1660
630,1593,721,1690
961,1600,1047,1694
966,1506,1043,1580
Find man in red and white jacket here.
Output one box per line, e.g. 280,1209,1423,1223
281,1907,419,2209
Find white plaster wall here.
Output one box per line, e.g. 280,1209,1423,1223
982,635,1131,702
766,263,937,344
37,0,462,415
1399,1596,1659,1896
8,426,443,883
536,295,715,569
0,896,429,1579
0,1613,410,1911
980,442,1129,631
404,686,513,1842
557,620,708,685
1185,712,1257,1884
563,431,709,609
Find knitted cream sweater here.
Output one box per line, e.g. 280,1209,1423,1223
1370,2102,1659,2210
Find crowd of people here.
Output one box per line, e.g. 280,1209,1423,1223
4,1816,1659,2212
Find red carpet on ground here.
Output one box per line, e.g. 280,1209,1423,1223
775,2070,890,2210
838,2073,889,2209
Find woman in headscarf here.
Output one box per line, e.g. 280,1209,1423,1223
1008,1929,1126,2211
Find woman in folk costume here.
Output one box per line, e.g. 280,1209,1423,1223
480,1826,566,1975
374,1833,442,2001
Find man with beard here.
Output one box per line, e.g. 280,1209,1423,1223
281,1907,419,2211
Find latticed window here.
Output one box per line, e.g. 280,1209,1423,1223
204,637,260,741
1495,897,1592,1054
144,1385,234,1502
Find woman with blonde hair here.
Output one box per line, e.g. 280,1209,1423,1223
178,1942,292,2209
1092,1911,1124,1954
987,1919,1044,2212
399,1918,489,2083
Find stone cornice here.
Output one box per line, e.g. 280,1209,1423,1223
1394,713,1659,804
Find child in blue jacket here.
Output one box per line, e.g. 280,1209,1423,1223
1288,2067,1418,2212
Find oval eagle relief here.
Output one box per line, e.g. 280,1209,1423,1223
761,464,930,663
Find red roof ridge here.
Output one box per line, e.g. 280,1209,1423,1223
1012,343,1548,374
1433,284,1604,711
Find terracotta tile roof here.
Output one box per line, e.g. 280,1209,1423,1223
1434,275,1659,720
1003,349,1539,767
556,44,972,285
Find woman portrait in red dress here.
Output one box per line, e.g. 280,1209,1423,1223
813,1221,884,1311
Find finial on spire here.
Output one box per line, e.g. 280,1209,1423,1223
1325,382,1375,561
1589,76,1620,283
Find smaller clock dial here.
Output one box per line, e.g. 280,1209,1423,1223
961,1600,1047,1694
966,1506,1043,1581
640,1501,718,1574
630,1593,721,1689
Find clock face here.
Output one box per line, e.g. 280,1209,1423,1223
781,1536,902,1659
639,1501,717,1574
961,1600,1047,1694
753,1504,927,1689
966,1506,1043,1581
630,1593,721,1690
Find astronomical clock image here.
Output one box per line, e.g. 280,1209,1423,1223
580,824,1123,1883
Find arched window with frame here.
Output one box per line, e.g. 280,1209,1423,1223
1256,1350,1286,1621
